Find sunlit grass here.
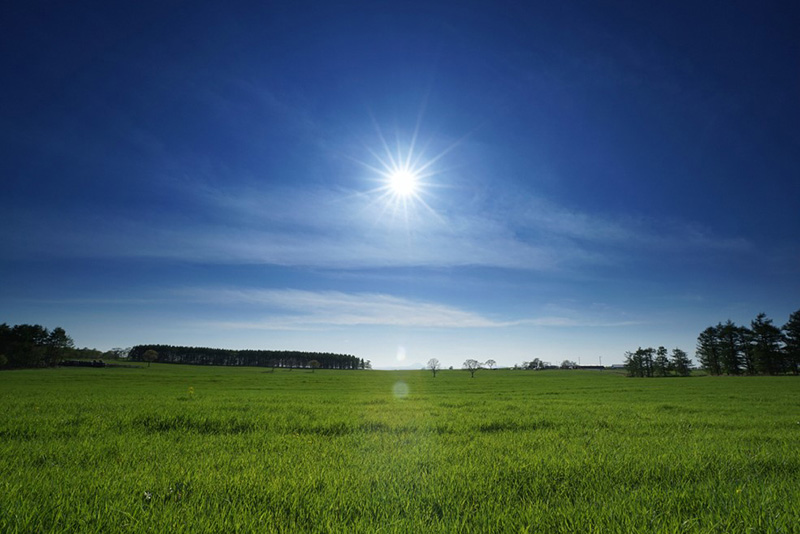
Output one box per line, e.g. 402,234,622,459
1,366,798,532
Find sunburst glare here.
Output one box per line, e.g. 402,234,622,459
348,118,466,226
366,128,435,217
389,168,419,197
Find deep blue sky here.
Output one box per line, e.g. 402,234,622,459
2,1,798,368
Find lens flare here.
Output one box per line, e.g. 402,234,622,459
392,381,409,398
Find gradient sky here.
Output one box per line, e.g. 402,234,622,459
2,1,799,369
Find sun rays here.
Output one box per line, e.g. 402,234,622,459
347,114,466,228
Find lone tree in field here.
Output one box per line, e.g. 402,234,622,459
309,359,320,372
427,358,441,378
485,359,496,370
463,359,481,378
142,349,158,367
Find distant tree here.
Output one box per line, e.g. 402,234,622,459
642,347,655,377
105,347,131,360
560,360,577,370
624,348,654,377
653,346,670,377
696,327,722,375
751,313,783,375
427,358,441,378
128,344,361,370
485,359,496,370
309,360,320,372
525,358,545,370
738,326,756,375
0,325,9,366
7,324,49,367
142,349,158,367
463,359,481,378
717,320,744,375
0,354,7,368
670,348,692,377
45,327,74,366
783,309,800,375
624,350,642,377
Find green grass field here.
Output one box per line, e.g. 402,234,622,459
1,365,798,533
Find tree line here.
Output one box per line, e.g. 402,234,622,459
0,323,77,368
624,347,693,377
128,344,368,370
696,310,800,375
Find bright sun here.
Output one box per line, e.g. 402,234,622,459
351,117,462,222
389,168,418,196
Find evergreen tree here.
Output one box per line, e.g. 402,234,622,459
624,348,650,377
0,323,74,368
718,320,743,375
45,327,74,366
696,326,722,375
751,313,783,375
738,326,756,375
641,347,655,377
623,351,638,377
782,309,800,375
653,346,670,377
670,348,692,376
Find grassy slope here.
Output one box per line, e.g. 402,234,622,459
1,365,798,533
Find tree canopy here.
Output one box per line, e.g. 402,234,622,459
695,309,799,376
463,359,481,378
128,345,364,370
0,323,74,368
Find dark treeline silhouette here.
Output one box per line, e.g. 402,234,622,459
696,309,800,376
0,323,122,369
624,346,692,377
128,344,367,370
0,323,75,368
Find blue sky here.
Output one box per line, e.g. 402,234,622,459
2,1,798,368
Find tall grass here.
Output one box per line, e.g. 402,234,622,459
1,366,797,532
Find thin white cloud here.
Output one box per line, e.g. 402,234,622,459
179,288,640,330
183,288,509,328
2,170,751,271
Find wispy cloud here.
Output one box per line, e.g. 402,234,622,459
172,181,752,270
2,168,751,272
183,288,510,328
180,288,640,330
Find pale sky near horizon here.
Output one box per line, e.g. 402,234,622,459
2,1,798,369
